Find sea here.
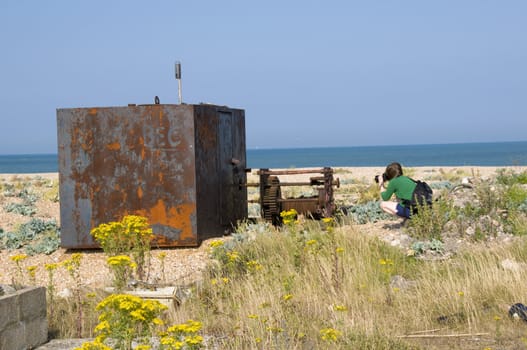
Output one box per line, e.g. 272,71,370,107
1,141,527,174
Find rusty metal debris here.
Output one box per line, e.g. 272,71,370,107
243,168,340,225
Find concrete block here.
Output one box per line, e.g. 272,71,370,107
25,316,49,349
0,293,19,330
19,286,47,319
0,286,48,350
0,321,26,350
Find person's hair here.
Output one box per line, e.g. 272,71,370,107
384,162,403,181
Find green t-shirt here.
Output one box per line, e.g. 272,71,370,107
381,175,417,206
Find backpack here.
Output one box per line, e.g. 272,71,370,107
403,179,433,213
411,180,433,206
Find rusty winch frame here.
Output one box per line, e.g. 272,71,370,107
244,167,340,225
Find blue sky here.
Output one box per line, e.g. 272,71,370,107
1,1,526,154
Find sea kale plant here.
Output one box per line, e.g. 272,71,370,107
0,218,60,255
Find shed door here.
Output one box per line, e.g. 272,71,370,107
218,112,234,225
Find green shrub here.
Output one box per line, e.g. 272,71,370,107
406,198,452,240
503,184,527,211
496,168,527,186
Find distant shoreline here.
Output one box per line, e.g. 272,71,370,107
1,165,524,182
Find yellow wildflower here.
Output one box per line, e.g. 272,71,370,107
246,260,263,271
185,334,204,345
306,239,317,246
45,263,59,271
209,240,224,248
320,327,342,342
379,258,394,265
135,346,151,350
10,254,27,262
227,251,239,262
333,304,347,311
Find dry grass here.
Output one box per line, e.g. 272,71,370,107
168,221,527,349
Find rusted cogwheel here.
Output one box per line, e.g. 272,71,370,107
262,176,282,225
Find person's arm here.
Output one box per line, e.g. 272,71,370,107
379,178,386,199
380,178,395,201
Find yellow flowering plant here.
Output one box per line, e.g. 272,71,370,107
106,255,137,291
92,294,167,349
10,253,27,289
160,319,204,350
320,327,342,342
62,253,84,337
280,209,298,225
26,265,37,285
91,215,154,280
158,252,167,283
74,339,112,350
45,263,59,325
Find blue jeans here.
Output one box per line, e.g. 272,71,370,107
395,204,411,218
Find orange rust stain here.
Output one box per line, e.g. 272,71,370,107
136,200,196,243
168,204,195,240
157,172,164,182
106,142,121,151
121,190,128,205
137,186,143,200
138,136,145,160
88,108,98,116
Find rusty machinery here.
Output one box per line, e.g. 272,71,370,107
243,167,340,225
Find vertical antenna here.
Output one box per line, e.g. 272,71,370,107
175,61,182,104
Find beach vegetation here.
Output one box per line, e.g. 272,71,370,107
3,214,527,348
346,200,392,224
0,217,59,254
5,170,527,348
426,168,470,183
91,215,154,281
406,197,452,240
42,180,60,202
166,217,527,349
3,202,36,216
496,168,527,186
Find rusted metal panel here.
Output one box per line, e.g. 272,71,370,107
57,104,247,248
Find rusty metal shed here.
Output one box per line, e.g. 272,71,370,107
57,103,247,248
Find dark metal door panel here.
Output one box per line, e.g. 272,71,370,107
218,111,234,225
